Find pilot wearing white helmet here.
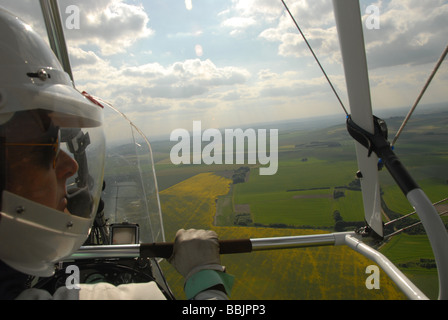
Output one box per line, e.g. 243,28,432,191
0,7,232,300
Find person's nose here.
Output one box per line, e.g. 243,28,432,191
55,150,79,179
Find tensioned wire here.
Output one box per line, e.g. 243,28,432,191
280,0,448,237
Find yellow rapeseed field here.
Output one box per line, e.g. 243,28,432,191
159,172,406,300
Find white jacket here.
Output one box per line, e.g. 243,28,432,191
14,282,228,300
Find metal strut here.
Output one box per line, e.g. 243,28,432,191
346,113,448,299
39,0,74,82
346,115,419,195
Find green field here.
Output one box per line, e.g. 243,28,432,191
151,106,448,299
232,158,362,228
380,234,439,299
158,172,406,300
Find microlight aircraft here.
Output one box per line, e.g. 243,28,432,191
11,0,448,300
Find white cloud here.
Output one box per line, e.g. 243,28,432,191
221,0,339,65
1,0,447,138
115,59,250,98
219,0,283,35
232,0,283,17
61,0,154,56
363,0,448,68
69,47,103,66
222,17,256,29
72,55,251,119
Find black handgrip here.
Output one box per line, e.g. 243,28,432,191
218,239,253,254
140,239,252,259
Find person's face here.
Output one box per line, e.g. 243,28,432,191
4,112,79,213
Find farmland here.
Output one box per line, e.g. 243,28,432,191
158,172,405,299
150,105,448,300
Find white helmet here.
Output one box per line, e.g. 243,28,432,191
0,7,105,277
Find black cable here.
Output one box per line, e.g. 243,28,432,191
281,0,348,115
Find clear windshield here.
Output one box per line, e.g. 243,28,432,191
100,100,165,244
2,0,447,300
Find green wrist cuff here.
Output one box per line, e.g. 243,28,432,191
184,269,234,300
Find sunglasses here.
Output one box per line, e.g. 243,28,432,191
4,127,61,169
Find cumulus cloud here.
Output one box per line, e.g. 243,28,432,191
1,0,447,137
228,0,448,70
73,56,251,116
60,0,154,55
219,0,283,34
116,59,250,98
69,47,103,66
362,0,448,68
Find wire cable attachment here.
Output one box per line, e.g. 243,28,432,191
392,44,448,146
281,0,348,116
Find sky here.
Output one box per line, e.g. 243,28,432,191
1,0,448,140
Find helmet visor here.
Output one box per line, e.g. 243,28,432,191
0,108,105,276
1,109,105,224
62,126,105,220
